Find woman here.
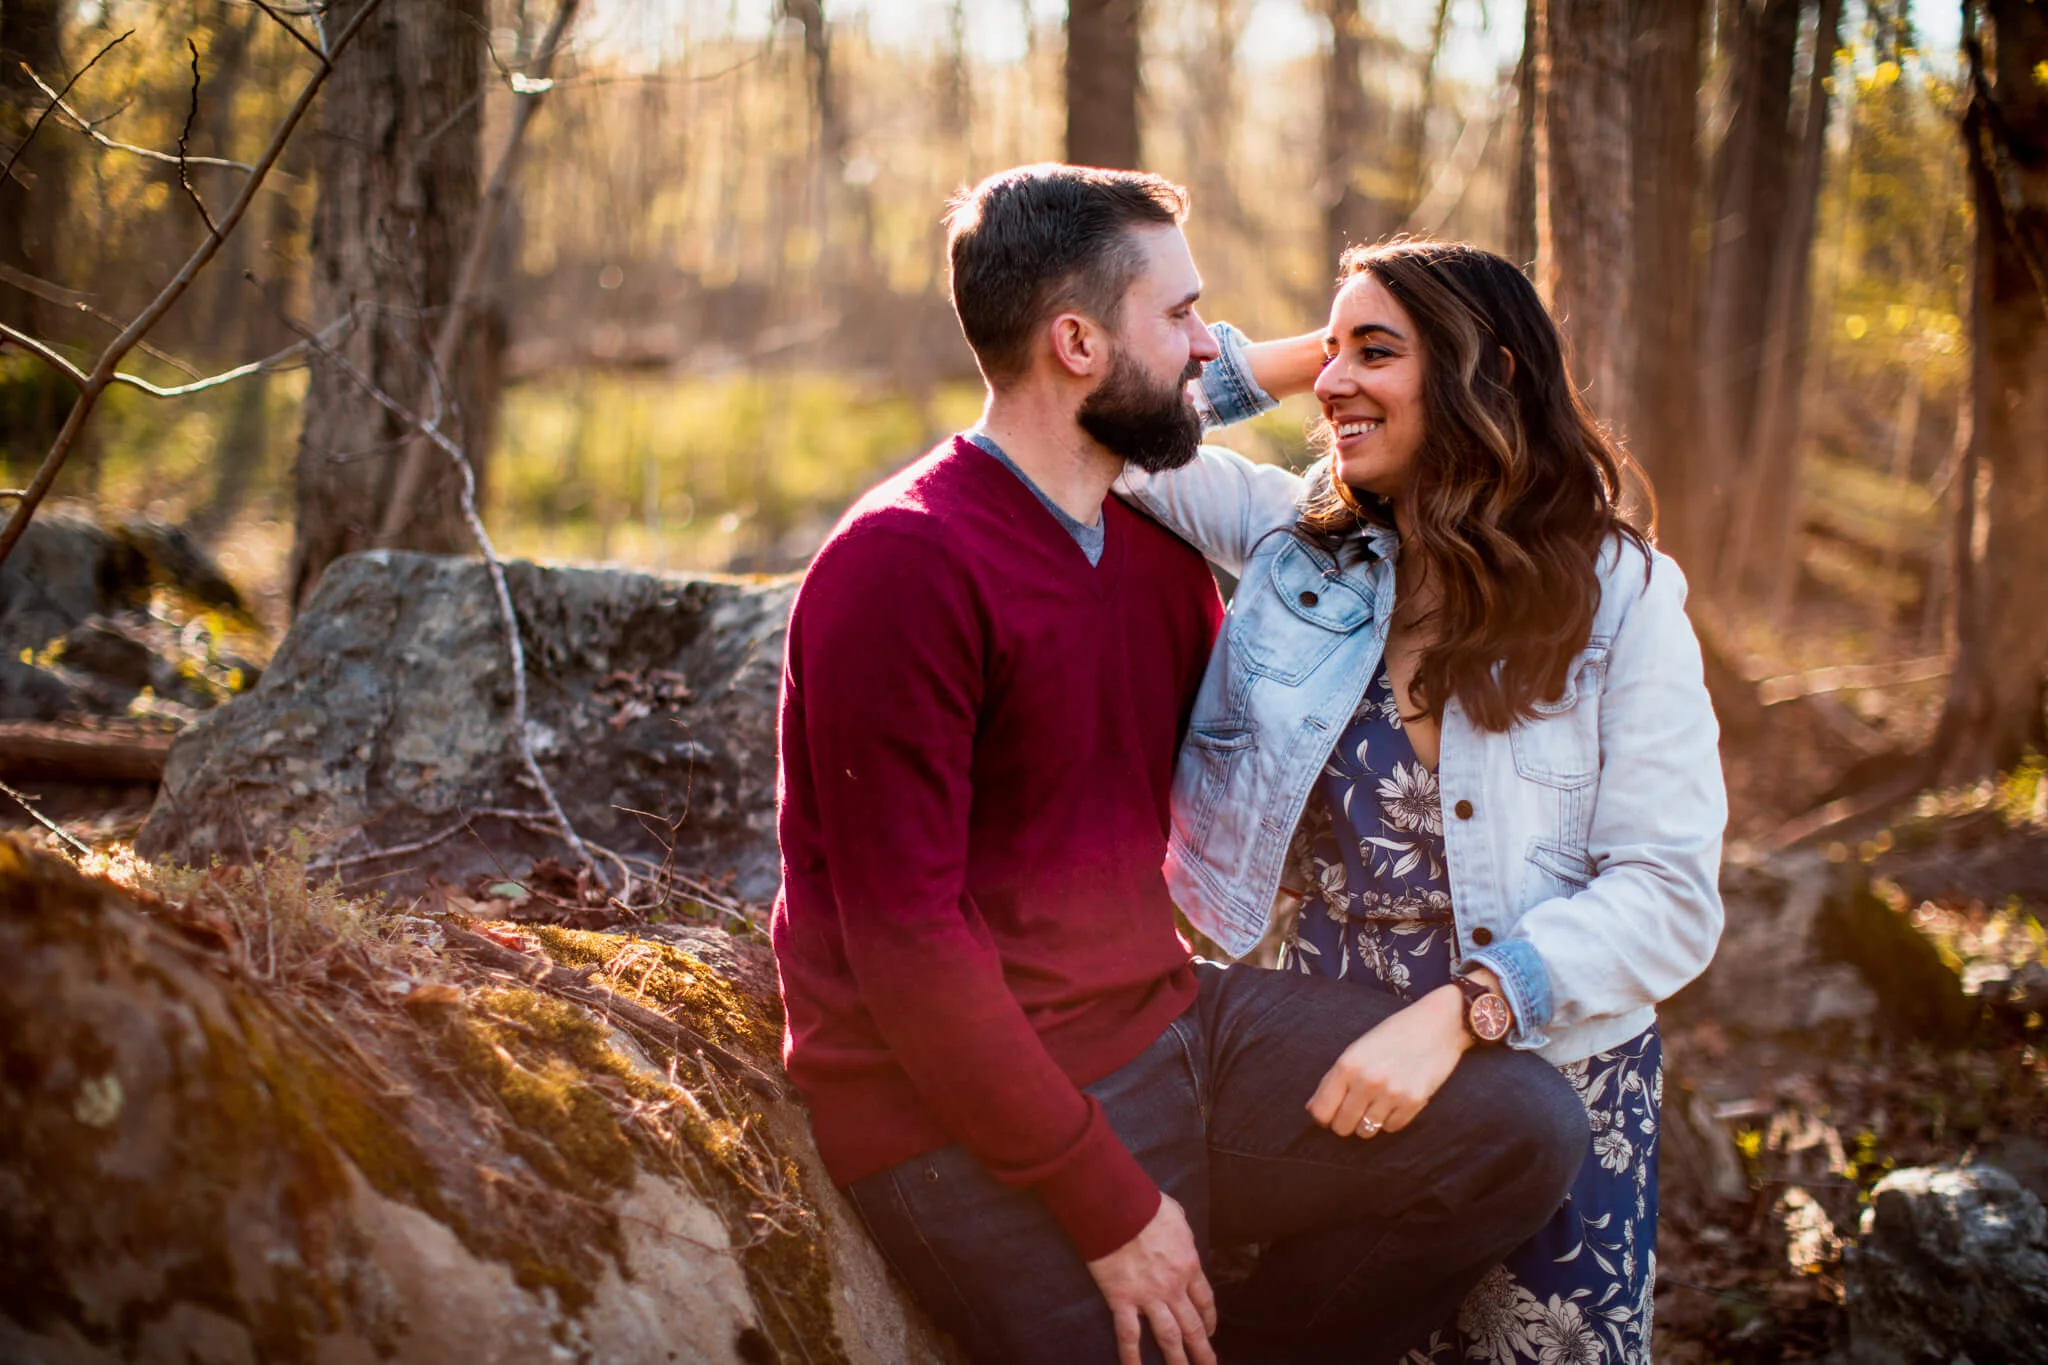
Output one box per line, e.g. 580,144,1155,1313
1123,240,1726,1364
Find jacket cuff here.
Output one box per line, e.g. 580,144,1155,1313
1460,938,1554,1051
1030,1104,1163,1261
1194,321,1280,431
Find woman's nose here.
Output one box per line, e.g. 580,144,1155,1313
1314,361,1353,403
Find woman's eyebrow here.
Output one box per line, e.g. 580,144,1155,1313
1322,322,1405,350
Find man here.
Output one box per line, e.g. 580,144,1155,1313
771,164,1585,1365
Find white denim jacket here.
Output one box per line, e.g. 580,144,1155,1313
1118,330,1727,1065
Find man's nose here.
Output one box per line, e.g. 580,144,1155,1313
1188,313,1222,363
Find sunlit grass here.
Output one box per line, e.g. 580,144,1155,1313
489,370,986,571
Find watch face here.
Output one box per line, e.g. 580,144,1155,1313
1469,993,1512,1043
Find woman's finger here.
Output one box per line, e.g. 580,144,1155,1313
1382,1097,1426,1135
1328,1081,1375,1138
1306,1064,1347,1128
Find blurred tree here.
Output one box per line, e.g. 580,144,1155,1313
1698,0,1799,576
1627,0,1706,556
1506,0,1536,271
1529,0,1633,435
0,0,73,472
1067,0,1142,168
289,0,487,611
1721,0,1844,601
1929,0,2048,782
1320,0,1391,267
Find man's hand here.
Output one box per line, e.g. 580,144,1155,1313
1085,1194,1218,1365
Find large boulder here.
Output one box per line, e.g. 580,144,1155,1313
1845,1164,2048,1364
137,552,796,901
0,836,956,1365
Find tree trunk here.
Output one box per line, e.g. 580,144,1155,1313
1321,0,1386,268
1065,0,1143,170
1720,0,1843,602
1927,0,2048,784
0,0,72,476
1506,0,1538,274
1626,0,1705,556
289,0,488,613
1696,0,1800,579
1531,0,1634,437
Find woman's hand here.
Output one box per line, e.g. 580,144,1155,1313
1307,978,1489,1139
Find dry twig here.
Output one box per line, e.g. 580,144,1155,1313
0,0,390,571
0,30,132,190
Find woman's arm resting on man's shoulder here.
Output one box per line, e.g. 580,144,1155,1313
1115,321,1319,576
1239,329,1328,403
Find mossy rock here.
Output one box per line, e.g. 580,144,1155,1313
0,837,958,1365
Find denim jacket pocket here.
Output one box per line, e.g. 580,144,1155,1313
1507,648,1607,788
1181,725,1257,849
1527,838,1595,890
1227,538,1373,685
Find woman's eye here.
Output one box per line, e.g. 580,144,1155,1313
1361,346,1392,363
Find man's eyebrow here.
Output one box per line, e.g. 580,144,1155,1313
1170,287,1202,312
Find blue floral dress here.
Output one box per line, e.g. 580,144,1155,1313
1279,662,1664,1365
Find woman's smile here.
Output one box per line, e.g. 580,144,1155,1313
1315,273,1427,505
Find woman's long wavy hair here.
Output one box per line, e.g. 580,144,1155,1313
1298,240,1650,732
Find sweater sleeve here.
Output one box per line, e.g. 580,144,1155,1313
787,520,1162,1260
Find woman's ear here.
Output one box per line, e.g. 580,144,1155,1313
1498,346,1517,386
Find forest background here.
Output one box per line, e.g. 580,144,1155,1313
2,0,2046,1357
0,0,1992,728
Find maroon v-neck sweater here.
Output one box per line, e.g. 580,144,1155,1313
772,436,1221,1259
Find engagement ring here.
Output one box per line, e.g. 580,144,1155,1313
1355,1116,1382,1137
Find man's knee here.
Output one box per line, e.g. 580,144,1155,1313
1494,1052,1589,1212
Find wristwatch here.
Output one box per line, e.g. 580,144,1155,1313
1456,975,1513,1045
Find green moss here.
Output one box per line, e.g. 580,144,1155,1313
508,927,849,1364
526,926,780,1057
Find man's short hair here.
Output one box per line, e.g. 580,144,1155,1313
944,164,1189,385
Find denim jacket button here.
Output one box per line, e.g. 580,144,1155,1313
1298,590,1319,607
1454,799,1474,820
1471,926,1494,946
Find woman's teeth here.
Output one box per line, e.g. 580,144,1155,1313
1336,419,1380,437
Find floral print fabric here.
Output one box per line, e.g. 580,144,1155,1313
1281,663,1664,1365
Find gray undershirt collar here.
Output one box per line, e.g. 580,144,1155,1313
963,430,1106,567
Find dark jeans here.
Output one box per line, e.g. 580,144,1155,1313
844,962,1587,1365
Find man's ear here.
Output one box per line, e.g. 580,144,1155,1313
1049,311,1107,379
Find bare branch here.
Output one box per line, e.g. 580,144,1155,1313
175,40,221,239
0,30,133,190
19,62,260,173
0,0,391,572
246,0,326,64
378,0,582,543
0,312,349,399
287,313,603,885
0,263,213,377
0,777,93,859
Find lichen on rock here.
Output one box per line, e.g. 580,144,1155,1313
0,836,957,1365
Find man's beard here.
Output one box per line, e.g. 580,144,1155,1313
1077,348,1206,474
